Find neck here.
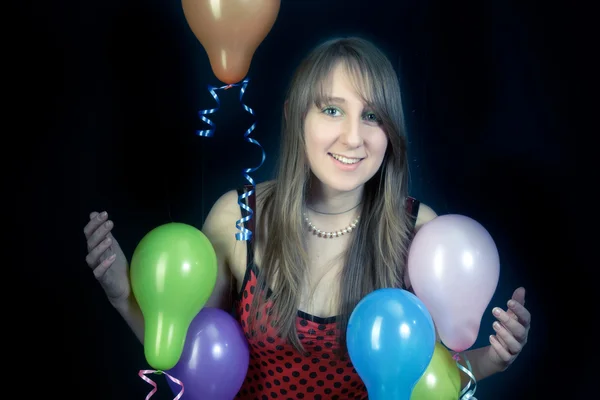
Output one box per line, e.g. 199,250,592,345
306,180,364,214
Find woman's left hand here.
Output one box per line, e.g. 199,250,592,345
488,287,531,371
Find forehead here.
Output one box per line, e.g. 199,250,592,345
313,61,375,107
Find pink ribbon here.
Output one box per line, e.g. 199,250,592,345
138,369,184,400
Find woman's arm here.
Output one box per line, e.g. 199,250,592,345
113,294,146,344
458,346,503,384
112,190,240,344
200,189,243,311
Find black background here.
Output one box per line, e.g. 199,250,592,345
12,0,590,398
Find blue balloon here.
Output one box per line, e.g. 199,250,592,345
347,288,436,400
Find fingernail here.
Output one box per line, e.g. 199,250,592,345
508,300,516,308
493,307,501,316
493,321,501,330
99,212,107,220
105,221,113,228
104,237,112,245
108,254,116,260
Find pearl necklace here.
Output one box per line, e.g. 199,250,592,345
303,213,360,239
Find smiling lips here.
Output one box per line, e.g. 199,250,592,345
329,152,364,165
328,152,364,171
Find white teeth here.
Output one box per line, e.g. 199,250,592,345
330,153,362,165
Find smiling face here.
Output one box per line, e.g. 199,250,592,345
304,62,389,194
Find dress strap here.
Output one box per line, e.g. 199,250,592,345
406,196,421,230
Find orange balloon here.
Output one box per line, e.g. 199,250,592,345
182,0,281,84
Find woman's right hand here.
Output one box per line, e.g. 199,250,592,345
84,211,131,306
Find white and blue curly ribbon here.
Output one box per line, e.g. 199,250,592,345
195,78,266,241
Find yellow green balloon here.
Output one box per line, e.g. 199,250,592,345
130,222,218,371
411,342,461,399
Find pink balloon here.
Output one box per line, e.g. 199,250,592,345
407,214,500,352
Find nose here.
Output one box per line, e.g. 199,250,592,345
339,117,364,148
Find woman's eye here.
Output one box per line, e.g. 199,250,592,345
364,112,379,122
322,107,341,116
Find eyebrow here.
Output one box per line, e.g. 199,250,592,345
322,96,347,104
321,96,377,111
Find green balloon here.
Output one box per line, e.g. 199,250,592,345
411,342,461,400
130,222,218,371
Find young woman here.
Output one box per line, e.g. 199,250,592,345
84,37,531,399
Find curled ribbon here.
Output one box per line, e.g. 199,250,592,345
139,369,184,400
236,79,265,241
195,78,266,241
453,353,477,400
195,83,234,138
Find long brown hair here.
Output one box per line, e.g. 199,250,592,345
250,37,414,354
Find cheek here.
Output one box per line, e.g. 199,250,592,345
303,125,325,165
305,122,332,151
370,133,389,158
303,118,318,147
304,129,319,156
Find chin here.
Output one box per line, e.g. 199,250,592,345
309,164,380,194
320,177,367,193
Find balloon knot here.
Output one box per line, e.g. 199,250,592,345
224,84,234,90
452,353,461,361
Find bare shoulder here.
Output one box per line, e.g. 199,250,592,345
202,189,244,256
415,202,437,232
203,190,242,229
203,182,275,278
203,181,274,243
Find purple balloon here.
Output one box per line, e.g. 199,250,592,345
166,307,249,400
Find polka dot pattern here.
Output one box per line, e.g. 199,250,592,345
234,268,368,399
232,188,420,400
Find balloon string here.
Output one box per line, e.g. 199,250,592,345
196,84,221,138
138,369,184,400
194,79,265,241
453,353,477,400
236,78,265,241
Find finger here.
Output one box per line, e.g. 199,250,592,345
493,321,523,355
506,309,519,321
493,307,528,342
86,220,114,251
508,299,531,328
83,211,108,240
512,287,526,306
494,332,509,349
489,335,512,363
85,236,113,268
93,254,117,279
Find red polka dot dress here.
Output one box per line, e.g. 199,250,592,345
235,265,366,400
233,186,421,400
